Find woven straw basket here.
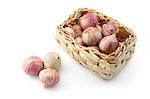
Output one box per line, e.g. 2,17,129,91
55,8,137,79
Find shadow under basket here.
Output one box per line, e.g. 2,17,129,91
55,8,137,79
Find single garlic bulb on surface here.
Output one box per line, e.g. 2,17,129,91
39,68,60,88
64,27,76,38
80,12,98,30
99,34,119,54
23,56,44,76
82,27,102,45
72,25,82,36
102,21,119,36
43,52,61,71
75,36,84,45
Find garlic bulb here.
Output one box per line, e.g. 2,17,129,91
64,27,76,38
75,36,84,45
39,68,60,88
80,12,98,30
72,25,82,36
99,34,119,54
43,52,61,71
23,56,44,76
82,27,102,45
102,21,119,36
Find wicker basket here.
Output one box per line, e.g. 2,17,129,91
55,8,137,79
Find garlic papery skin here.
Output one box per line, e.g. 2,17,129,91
72,25,82,36
39,68,60,88
102,21,119,36
43,52,61,71
64,27,76,38
82,27,102,45
23,56,44,76
80,12,98,30
99,34,119,54
75,36,84,45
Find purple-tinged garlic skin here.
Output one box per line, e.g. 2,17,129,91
72,25,82,36
80,12,98,30
102,21,119,36
82,27,102,45
64,27,76,38
39,68,60,88
75,36,84,45
99,34,119,54
23,56,44,76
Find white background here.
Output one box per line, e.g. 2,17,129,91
0,0,149,98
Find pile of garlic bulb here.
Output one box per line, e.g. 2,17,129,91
64,12,120,54
23,52,61,88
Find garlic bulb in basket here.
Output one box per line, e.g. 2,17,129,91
72,25,82,36
82,27,102,45
102,21,119,36
64,27,76,38
75,36,84,45
99,34,119,54
80,12,98,30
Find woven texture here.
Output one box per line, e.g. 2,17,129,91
55,8,137,79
